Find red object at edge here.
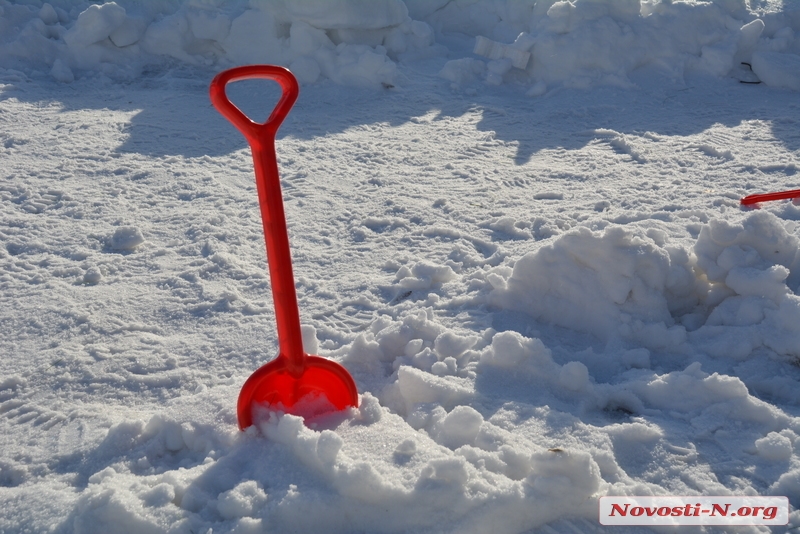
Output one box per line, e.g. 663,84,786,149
209,66,358,430
740,189,800,206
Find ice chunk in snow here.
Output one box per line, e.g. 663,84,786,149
109,16,147,48
64,3,127,48
50,59,74,83
479,330,555,369
430,405,484,448
558,361,590,392
403,0,450,20
625,362,787,428
217,481,268,520
439,58,486,85
694,211,800,292
290,20,334,56
221,10,285,66
38,3,59,26
725,264,790,301
528,449,602,497
254,391,339,422
474,36,530,69
384,20,434,57
141,12,196,64
82,266,102,284
186,9,231,42
433,331,478,359
0,0,423,88
393,365,473,414
357,392,383,424
110,226,145,251
418,456,470,486
705,295,770,327
738,18,765,56
493,210,800,358
755,432,793,461
290,56,322,84
396,261,457,290
486,57,514,85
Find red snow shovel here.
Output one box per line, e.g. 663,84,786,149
210,65,358,430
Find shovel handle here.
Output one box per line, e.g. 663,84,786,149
209,65,299,147
210,66,305,376
741,189,800,206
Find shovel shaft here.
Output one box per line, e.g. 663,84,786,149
210,66,305,376
741,189,800,205
252,138,305,376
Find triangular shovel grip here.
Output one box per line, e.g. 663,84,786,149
209,65,299,147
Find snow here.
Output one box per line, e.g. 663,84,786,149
751,50,800,91
2,0,800,533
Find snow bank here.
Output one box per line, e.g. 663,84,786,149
53,312,614,534
751,50,800,91
490,223,697,348
43,291,800,532
691,212,800,359
0,0,433,87
1,0,799,90
491,211,800,361
435,0,800,91
43,373,585,533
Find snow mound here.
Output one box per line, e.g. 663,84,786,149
490,224,696,348
751,51,800,91
0,0,434,88
48,303,799,532
491,211,800,359
110,226,145,251
691,211,800,359
62,395,606,533
421,0,800,90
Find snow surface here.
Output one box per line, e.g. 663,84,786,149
2,0,800,533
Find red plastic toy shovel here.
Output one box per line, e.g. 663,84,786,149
741,189,800,206
210,65,358,430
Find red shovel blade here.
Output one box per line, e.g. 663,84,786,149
210,65,358,430
237,355,359,429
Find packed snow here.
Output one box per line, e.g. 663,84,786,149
2,0,800,533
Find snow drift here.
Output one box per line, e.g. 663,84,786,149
1,0,799,90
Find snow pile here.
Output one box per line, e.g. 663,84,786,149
751,50,800,91
690,211,800,360
110,226,145,251
57,398,606,533
433,0,800,91
0,0,434,87
48,309,615,534
37,299,799,532
490,212,800,363
2,0,800,90
490,223,698,349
